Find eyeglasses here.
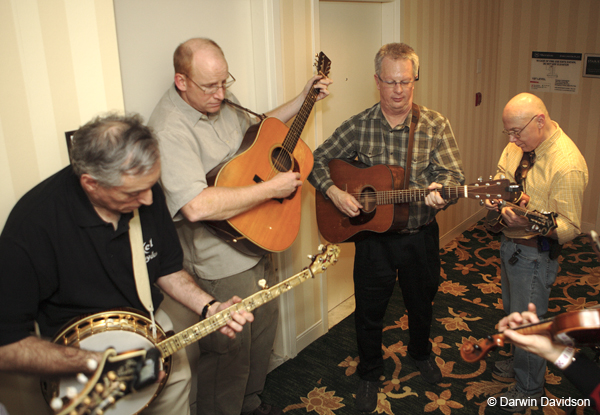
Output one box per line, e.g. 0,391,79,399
502,114,539,139
376,74,416,90
184,72,236,94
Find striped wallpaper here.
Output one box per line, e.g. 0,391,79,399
0,0,124,228
401,0,600,237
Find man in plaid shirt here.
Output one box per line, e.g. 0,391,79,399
308,43,464,412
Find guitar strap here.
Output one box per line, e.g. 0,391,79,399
404,103,420,190
223,98,267,121
129,208,157,339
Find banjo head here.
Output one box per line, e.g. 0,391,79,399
42,309,172,415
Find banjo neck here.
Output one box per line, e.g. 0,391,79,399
156,265,315,358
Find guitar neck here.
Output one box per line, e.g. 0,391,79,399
282,84,320,154
156,268,314,358
377,185,471,205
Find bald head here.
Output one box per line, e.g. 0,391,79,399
503,93,550,122
502,93,556,152
173,38,225,76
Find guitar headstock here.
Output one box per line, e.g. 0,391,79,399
308,244,340,276
467,178,513,201
51,348,160,415
315,52,331,78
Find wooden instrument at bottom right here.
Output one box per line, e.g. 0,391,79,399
460,308,600,363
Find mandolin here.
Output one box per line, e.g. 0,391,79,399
485,199,558,236
460,308,600,363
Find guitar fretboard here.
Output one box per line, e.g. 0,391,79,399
369,184,505,205
156,268,315,358
282,83,321,155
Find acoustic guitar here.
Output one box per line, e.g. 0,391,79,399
44,244,340,415
485,199,558,236
315,159,512,243
205,52,332,256
460,308,600,363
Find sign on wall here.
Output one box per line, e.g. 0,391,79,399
530,51,582,94
583,54,600,78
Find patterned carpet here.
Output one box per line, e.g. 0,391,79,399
261,221,600,415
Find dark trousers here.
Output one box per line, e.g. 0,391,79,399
353,221,441,381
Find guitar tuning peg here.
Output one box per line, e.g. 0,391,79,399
479,200,485,206
477,176,483,182
488,175,493,180
307,254,315,261
318,244,325,253
258,279,268,289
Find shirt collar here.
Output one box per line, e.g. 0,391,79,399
69,168,133,229
534,121,561,158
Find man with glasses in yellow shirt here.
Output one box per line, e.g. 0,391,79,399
148,38,331,415
485,92,588,412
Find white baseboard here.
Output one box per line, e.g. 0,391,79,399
295,319,327,354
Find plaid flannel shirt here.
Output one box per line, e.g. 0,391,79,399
308,103,465,231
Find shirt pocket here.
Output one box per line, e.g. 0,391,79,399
411,148,431,177
357,145,386,166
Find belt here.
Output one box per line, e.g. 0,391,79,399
507,237,538,248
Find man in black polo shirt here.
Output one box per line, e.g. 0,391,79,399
0,113,252,415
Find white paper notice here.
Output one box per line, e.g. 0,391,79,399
530,51,582,94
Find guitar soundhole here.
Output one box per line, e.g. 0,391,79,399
358,186,377,213
270,147,293,172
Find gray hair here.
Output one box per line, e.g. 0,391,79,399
70,113,159,187
374,43,420,79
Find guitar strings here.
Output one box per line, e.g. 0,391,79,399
267,76,323,181
344,185,499,204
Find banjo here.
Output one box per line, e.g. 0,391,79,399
44,244,340,415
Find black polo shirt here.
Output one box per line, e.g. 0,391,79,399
0,166,183,345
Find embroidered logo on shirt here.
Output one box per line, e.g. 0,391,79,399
144,238,158,263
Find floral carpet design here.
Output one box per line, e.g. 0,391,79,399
262,221,599,415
